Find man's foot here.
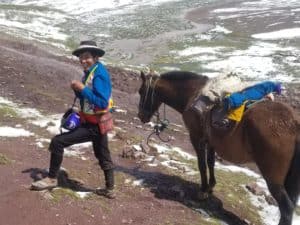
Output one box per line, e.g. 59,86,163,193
95,188,116,199
31,177,58,191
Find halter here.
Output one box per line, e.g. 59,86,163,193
139,76,171,143
139,76,158,117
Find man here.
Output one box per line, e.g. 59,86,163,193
31,40,115,199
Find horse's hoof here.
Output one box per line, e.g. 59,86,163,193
197,191,209,200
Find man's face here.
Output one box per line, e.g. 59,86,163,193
79,51,97,71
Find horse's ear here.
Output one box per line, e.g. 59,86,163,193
140,71,146,82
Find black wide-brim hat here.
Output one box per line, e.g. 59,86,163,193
72,40,105,57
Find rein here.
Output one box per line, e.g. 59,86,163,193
146,104,170,144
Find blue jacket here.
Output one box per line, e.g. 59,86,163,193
75,62,112,110
224,81,280,110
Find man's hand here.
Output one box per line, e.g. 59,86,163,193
71,80,85,91
265,93,274,101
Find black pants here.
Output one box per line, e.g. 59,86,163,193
48,123,114,189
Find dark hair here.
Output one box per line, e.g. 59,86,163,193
90,50,99,58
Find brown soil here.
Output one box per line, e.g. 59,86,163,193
0,35,299,225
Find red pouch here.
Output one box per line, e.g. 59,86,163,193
98,112,114,135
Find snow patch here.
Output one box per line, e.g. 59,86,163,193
252,28,300,40
132,179,144,186
76,191,92,199
215,162,260,178
0,127,34,137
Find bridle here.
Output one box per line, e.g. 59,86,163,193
139,76,158,118
139,76,170,143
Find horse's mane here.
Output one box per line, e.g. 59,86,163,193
160,71,208,82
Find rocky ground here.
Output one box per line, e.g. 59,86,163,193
0,35,299,225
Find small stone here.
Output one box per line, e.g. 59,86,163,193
264,194,277,206
39,190,53,200
243,219,251,224
151,158,160,164
246,182,265,196
133,151,146,160
140,142,150,153
122,146,133,158
132,145,142,151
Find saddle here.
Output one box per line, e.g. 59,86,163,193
211,105,236,131
191,95,268,132
211,99,269,131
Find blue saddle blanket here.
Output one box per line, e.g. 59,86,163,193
224,81,281,110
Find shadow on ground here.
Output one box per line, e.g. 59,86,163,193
22,166,248,224
116,165,248,225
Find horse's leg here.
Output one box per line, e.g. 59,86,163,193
183,109,210,199
251,149,294,224
207,146,216,193
284,140,300,206
244,115,296,225
267,141,299,224
266,181,294,225
253,154,294,225
193,140,210,199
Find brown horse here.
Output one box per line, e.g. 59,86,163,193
137,71,300,225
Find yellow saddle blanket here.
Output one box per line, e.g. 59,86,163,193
227,103,246,122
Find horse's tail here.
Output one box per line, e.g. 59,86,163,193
284,139,300,206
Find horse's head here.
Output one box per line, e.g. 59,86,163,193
138,71,162,123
